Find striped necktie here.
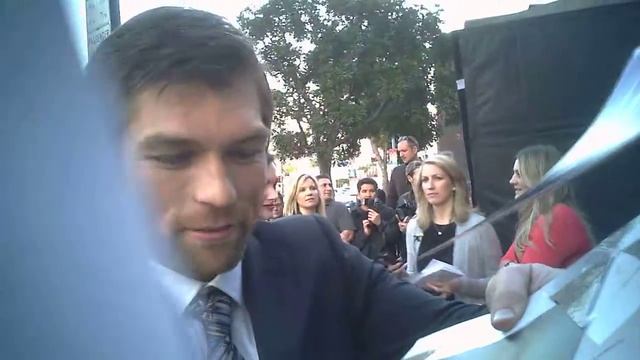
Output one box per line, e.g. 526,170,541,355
186,285,243,360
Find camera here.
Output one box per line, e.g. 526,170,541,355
359,197,383,211
359,198,375,208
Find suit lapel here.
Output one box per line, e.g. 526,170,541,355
242,222,306,358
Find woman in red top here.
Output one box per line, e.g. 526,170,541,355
501,144,593,268
437,145,593,301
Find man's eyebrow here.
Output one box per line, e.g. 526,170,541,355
138,127,269,152
234,127,270,146
138,135,198,151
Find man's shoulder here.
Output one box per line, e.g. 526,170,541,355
252,215,335,250
328,200,349,211
246,216,353,293
391,164,406,175
255,215,321,233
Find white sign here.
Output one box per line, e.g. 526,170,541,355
86,0,111,56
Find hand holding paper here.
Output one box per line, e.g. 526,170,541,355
410,259,464,289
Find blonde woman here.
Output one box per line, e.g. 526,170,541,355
442,145,594,303
405,155,502,302
284,174,326,216
502,144,592,267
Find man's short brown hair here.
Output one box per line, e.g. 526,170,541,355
86,7,273,129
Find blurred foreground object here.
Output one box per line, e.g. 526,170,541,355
0,2,188,358
405,215,640,359
404,47,640,359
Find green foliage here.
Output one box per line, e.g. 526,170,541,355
433,32,461,127
239,0,444,173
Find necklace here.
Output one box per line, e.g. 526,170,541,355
433,221,452,236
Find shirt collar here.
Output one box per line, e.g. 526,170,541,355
153,260,244,313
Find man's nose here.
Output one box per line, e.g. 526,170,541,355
192,154,237,207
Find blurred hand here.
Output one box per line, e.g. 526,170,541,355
368,209,381,226
386,260,407,278
363,220,372,236
424,278,462,299
486,263,562,331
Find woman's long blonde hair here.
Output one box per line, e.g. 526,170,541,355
414,154,471,230
284,174,326,216
513,144,588,256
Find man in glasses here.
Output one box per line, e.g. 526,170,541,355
387,136,420,207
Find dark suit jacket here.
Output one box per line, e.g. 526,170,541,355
387,164,411,208
243,215,485,359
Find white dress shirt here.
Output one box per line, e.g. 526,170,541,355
154,262,259,360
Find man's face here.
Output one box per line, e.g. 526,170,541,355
398,140,418,164
272,196,283,219
317,178,334,201
358,183,377,209
128,81,268,281
260,163,279,219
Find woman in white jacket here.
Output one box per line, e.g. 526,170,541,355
405,154,502,303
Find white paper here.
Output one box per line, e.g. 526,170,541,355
409,259,464,287
403,314,502,360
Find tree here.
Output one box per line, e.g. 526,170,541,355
239,0,442,177
369,134,390,191
433,32,461,127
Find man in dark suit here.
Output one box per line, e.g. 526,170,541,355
88,7,559,359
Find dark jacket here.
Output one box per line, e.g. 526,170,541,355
396,191,417,212
387,164,412,208
245,216,486,359
391,191,418,260
350,204,396,260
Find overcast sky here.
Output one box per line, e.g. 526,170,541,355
120,0,556,33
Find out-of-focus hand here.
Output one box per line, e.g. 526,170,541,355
363,220,372,236
340,230,354,243
424,278,462,298
486,263,562,331
386,260,407,278
368,209,381,226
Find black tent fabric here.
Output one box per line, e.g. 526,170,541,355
454,0,640,249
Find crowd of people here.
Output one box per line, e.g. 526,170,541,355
77,6,585,359
262,138,594,304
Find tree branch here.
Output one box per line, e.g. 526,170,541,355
363,99,389,126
